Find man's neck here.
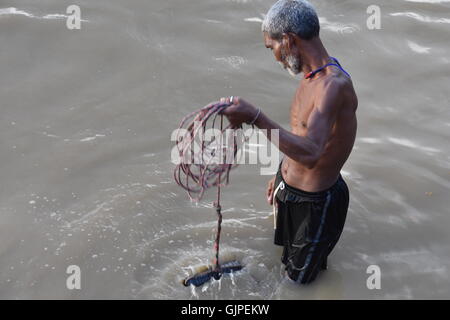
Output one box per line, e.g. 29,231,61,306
297,37,331,76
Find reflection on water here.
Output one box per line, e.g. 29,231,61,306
0,0,449,299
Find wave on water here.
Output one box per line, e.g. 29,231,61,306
0,7,89,22
319,17,360,34
390,11,450,24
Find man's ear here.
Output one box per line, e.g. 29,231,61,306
281,33,295,54
281,33,289,47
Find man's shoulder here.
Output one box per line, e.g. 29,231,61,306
319,73,351,92
319,74,357,112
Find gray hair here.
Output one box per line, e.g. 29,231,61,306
262,0,320,40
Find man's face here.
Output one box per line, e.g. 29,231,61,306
263,32,301,77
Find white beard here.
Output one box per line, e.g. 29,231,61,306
286,55,301,77
278,61,296,78
286,66,298,78
279,56,300,78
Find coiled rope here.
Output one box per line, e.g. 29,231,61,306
174,100,247,273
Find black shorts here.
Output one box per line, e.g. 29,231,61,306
273,163,349,284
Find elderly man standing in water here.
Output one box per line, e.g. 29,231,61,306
221,0,358,284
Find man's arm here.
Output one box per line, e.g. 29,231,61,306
221,82,343,169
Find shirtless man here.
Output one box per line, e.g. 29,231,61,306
221,0,357,284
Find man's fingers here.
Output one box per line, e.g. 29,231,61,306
219,97,230,104
267,192,273,205
266,177,275,205
266,185,272,198
267,186,273,205
219,96,239,105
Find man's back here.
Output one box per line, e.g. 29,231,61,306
282,67,358,192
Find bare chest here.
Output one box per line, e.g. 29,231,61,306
290,86,316,135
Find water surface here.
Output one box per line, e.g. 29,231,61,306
0,0,449,299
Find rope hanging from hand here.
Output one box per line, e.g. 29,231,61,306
173,99,250,286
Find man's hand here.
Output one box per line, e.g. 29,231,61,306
266,176,276,205
219,96,259,127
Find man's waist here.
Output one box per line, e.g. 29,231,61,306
276,160,343,198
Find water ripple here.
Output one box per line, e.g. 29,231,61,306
319,17,360,34
390,12,450,24
0,7,89,22
407,40,431,54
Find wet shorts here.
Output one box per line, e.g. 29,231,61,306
273,163,349,284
